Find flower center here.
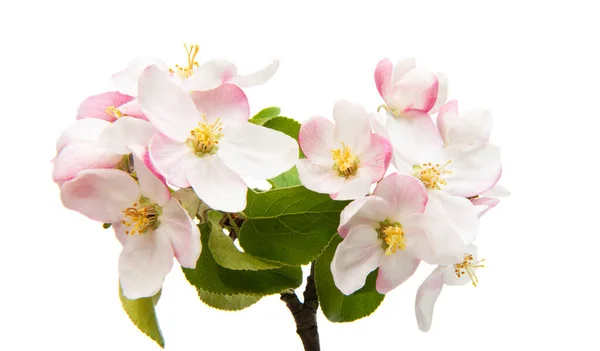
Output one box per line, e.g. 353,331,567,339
413,160,452,190
377,219,406,255
331,143,359,177
186,115,223,156
105,105,124,119
454,253,485,287
120,199,161,235
169,43,200,79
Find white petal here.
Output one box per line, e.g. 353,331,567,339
481,183,511,198
181,59,238,91
415,266,445,332
52,144,122,183
112,56,168,96
98,117,156,154
138,65,201,141
132,155,170,207
443,143,502,197
331,168,373,201
186,156,247,212
401,214,447,264
373,174,428,218
56,119,110,153
338,196,389,238
119,230,174,299
229,60,280,87
190,84,250,127
160,198,201,268
332,100,371,154
296,159,344,194
429,72,448,114
148,133,195,187
376,252,420,294
437,101,492,145
298,116,336,166
331,225,384,295
219,122,298,179
391,57,417,84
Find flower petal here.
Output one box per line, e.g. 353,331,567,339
52,144,122,183
373,174,428,218
331,225,384,295
118,100,147,120
148,133,195,187
358,132,392,182
296,159,344,195
190,84,250,127
56,119,111,153
76,92,134,121
219,122,298,179
229,60,280,87
338,196,389,238
374,58,393,103
437,101,492,145
391,57,416,84
332,100,371,154
181,59,238,92
132,155,170,207
160,198,201,268
119,230,174,299
429,72,448,114
376,252,420,294
186,156,247,212
401,214,447,264
112,56,169,96
298,116,336,165
60,169,140,223
98,117,156,155
138,65,201,142
471,197,500,217
331,168,373,201
481,183,511,198
415,266,445,332
443,142,502,197
390,68,438,113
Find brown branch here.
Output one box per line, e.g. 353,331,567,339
280,262,320,351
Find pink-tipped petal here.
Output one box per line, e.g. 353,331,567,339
76,92,134,122
112,56,168,97
181,59,238,92
338,196,389,238
119,230,174,299
132,155,170,207
332,100,371,154
390,68,439,113
60,169,140,223
296,159,344,195
415,266,445,332
138,65,201,142
52,144,122,184
444,143,502,197
374,58,393,103
373,174,428,218
98,117,156,155
429,72,448,114
331,225,384,295
438,102,493,145
186,156,247,213
148,133,195,188
471,197,500,217
229,60,280,87
118,100,147,120
190,84,250,127
376,252,420,294
391,57,416,84
359,133,392,182
160,198,201,268
436,100,458,142
298,116,336,166
56,119,111,153
331,168,373,201
219,122,298,179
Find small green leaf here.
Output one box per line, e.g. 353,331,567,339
119,285,164,348
249,107,281,125
206,211,282,270
197,289,261,311
268,166,301,188
315,235,385,322
238,186,350,265
262,117,304,158
183,222,302,296
172,188,200,218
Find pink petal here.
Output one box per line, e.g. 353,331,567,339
190,84,250,127
358,133,392,182
76,92,134,122
298,116,336,166
444,143,502,197
373,174,428,218
390,68,438,113
219,122,298,179
374,58,393,103
415,267,445,332
338,196,389,238
138,65,201,142
52,144,122,183
332,100,371,154
471,197,500,217
148,133,195,188
56,119,111,153
60,169,140,223
391,57,416,85
330,225,384,295
429,72,448,114
296,159,344,195
98,117,156,155
119,230,174,299
229,60,280,87
118,100,148,120
376,252,420,294
112,56,169,97
132,155,170,207
160,198,201,268
331,168,373,201
181,59,238,92
186,156,247,213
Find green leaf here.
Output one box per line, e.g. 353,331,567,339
249,107,281,125
238,186,350,265
206,211,282,270
197,289,261,311
315,235,385,322
172,188,200,218
268,166,301,188
183,222,302,296
119,285,165,348
262,117,305,158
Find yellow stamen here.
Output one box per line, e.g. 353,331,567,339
186,114,223,156
331,143,359,177
377,104,401,117
454,254,485,287
121,203,160,235
168,43,200,79
105,105,124,119
413,160,452,189
377,220,406,255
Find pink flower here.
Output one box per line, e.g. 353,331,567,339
60,156,200,299
331,174,467,296
415,245,483,332
374,58,447,116
139,65,298,213
297,100,392,200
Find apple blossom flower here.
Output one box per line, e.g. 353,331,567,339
112,44,280,96
331,174,471,296
139,65,298,213
60,156,201,299
374,57,448,117
415,245,484,332
296,100,392,200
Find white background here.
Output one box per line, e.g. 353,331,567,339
1,0,598,350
